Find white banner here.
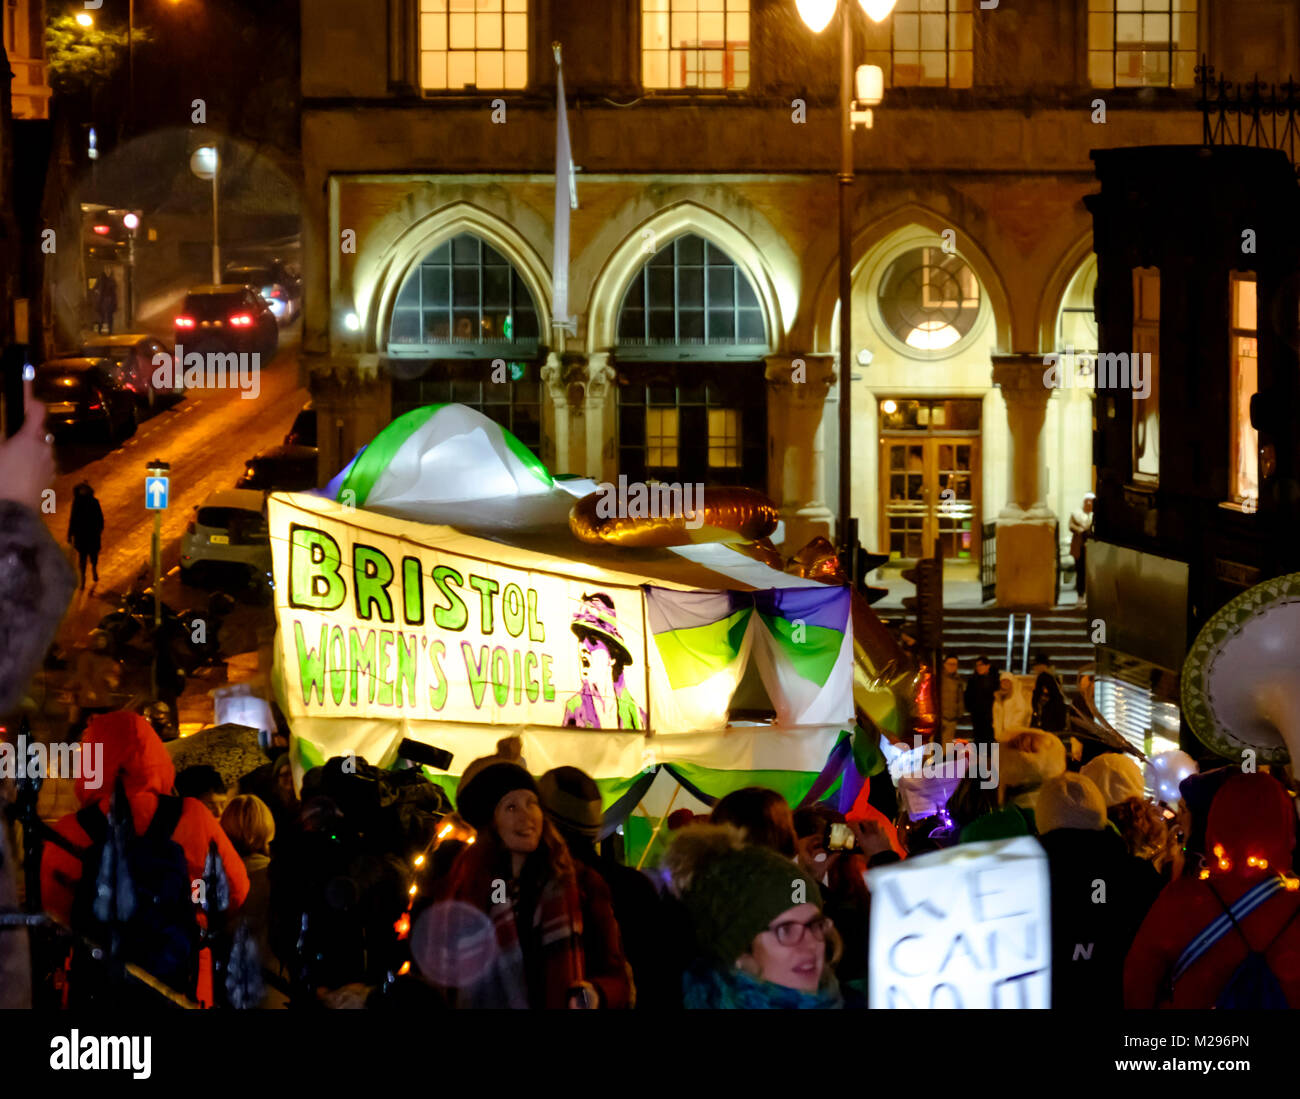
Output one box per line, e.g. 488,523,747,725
866,836,1051,1009
272,498,647,731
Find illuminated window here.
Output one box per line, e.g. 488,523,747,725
388,233,540,356
420,0,528,91
646,408,680,468
1229,272,1258,508
1131,267,1160,483
1056,256,1099,391
877,247,981,352
708,408,741,467
865,0,973,89
642,0,750,91
1087,0,1198,89
617,233,766,352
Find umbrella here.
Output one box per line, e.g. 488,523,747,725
165,723,268,789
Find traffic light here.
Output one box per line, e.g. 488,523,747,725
900,555,943,654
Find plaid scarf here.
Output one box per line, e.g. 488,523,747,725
442,846,586,1009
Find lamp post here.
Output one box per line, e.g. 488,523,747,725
123,211,139,327
796,0,893,571
189,145,220,284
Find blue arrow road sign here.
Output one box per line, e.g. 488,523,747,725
145,476,169,510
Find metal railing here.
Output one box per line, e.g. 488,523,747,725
1198,56,1300,175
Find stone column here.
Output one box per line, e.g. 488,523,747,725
309,355,391,489
765,354,835,551
542,351,616,480
992,352,1058,608
584,352,617,483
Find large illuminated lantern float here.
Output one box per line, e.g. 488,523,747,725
269,404,932,857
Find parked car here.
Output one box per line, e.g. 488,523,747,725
284,401,316,447
174,285,278,360
223,260,301,324
35,358,138,444
236,444,319,492
79,333,177,413
180,489,271,586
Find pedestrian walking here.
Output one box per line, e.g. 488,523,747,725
95,269,118,335
67,481,105,591
964,654,999,745
1069,492,1095,599
939,653,964,744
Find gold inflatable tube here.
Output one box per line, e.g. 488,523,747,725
569,486,780,547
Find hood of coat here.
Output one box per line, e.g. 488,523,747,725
1205,772,1295,876
76,710,176,807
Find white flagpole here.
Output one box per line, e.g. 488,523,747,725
553,41,577,351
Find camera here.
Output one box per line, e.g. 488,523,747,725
826,822,857,852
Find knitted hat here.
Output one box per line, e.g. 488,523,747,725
664,824,821,968
998,731,1066,792
1036,773,1108,834
537,766,603,840
1081,752,1145,807
455,737,536,832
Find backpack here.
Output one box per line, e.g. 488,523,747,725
1169,875,1300,1009
68,794,198,994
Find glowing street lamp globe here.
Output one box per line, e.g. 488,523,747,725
796,0,836,33
860,0,898,21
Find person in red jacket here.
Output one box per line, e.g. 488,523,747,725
39,710,250,1002
1124,771,1300,1008
434,737,632,1009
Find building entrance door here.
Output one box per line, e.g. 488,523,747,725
879,398,982,562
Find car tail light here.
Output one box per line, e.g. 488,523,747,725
270,288,283,298
87,402,102,410
175,315,196,328
229,313,254,327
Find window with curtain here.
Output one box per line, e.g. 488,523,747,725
642,0,750,91
1087,0,1197,89
864,0,973,89
1131,266,1161,483
420,0,528,91
1229,272,1258,508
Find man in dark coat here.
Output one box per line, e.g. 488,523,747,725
1030,652,1069,733
1036,773,1161,1010
537,766,673,1008
67,481,105,590
963,654,999,745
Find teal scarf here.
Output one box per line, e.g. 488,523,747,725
683,966,843,1009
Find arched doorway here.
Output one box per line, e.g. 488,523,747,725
613,232,769,489
385,232,544,457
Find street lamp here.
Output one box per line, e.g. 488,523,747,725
75,12,93,27
796,0,896,573
123,212,140,327
190,145,221,284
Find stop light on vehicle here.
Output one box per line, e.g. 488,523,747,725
900,556,943,653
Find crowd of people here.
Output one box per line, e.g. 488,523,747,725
13,697,1300,1011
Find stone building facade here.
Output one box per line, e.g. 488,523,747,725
300,0,1299,602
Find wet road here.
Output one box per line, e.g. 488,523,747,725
41,328,308,642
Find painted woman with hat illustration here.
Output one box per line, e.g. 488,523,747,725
562,593,646,730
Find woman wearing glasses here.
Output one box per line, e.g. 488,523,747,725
663,824,843,1009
